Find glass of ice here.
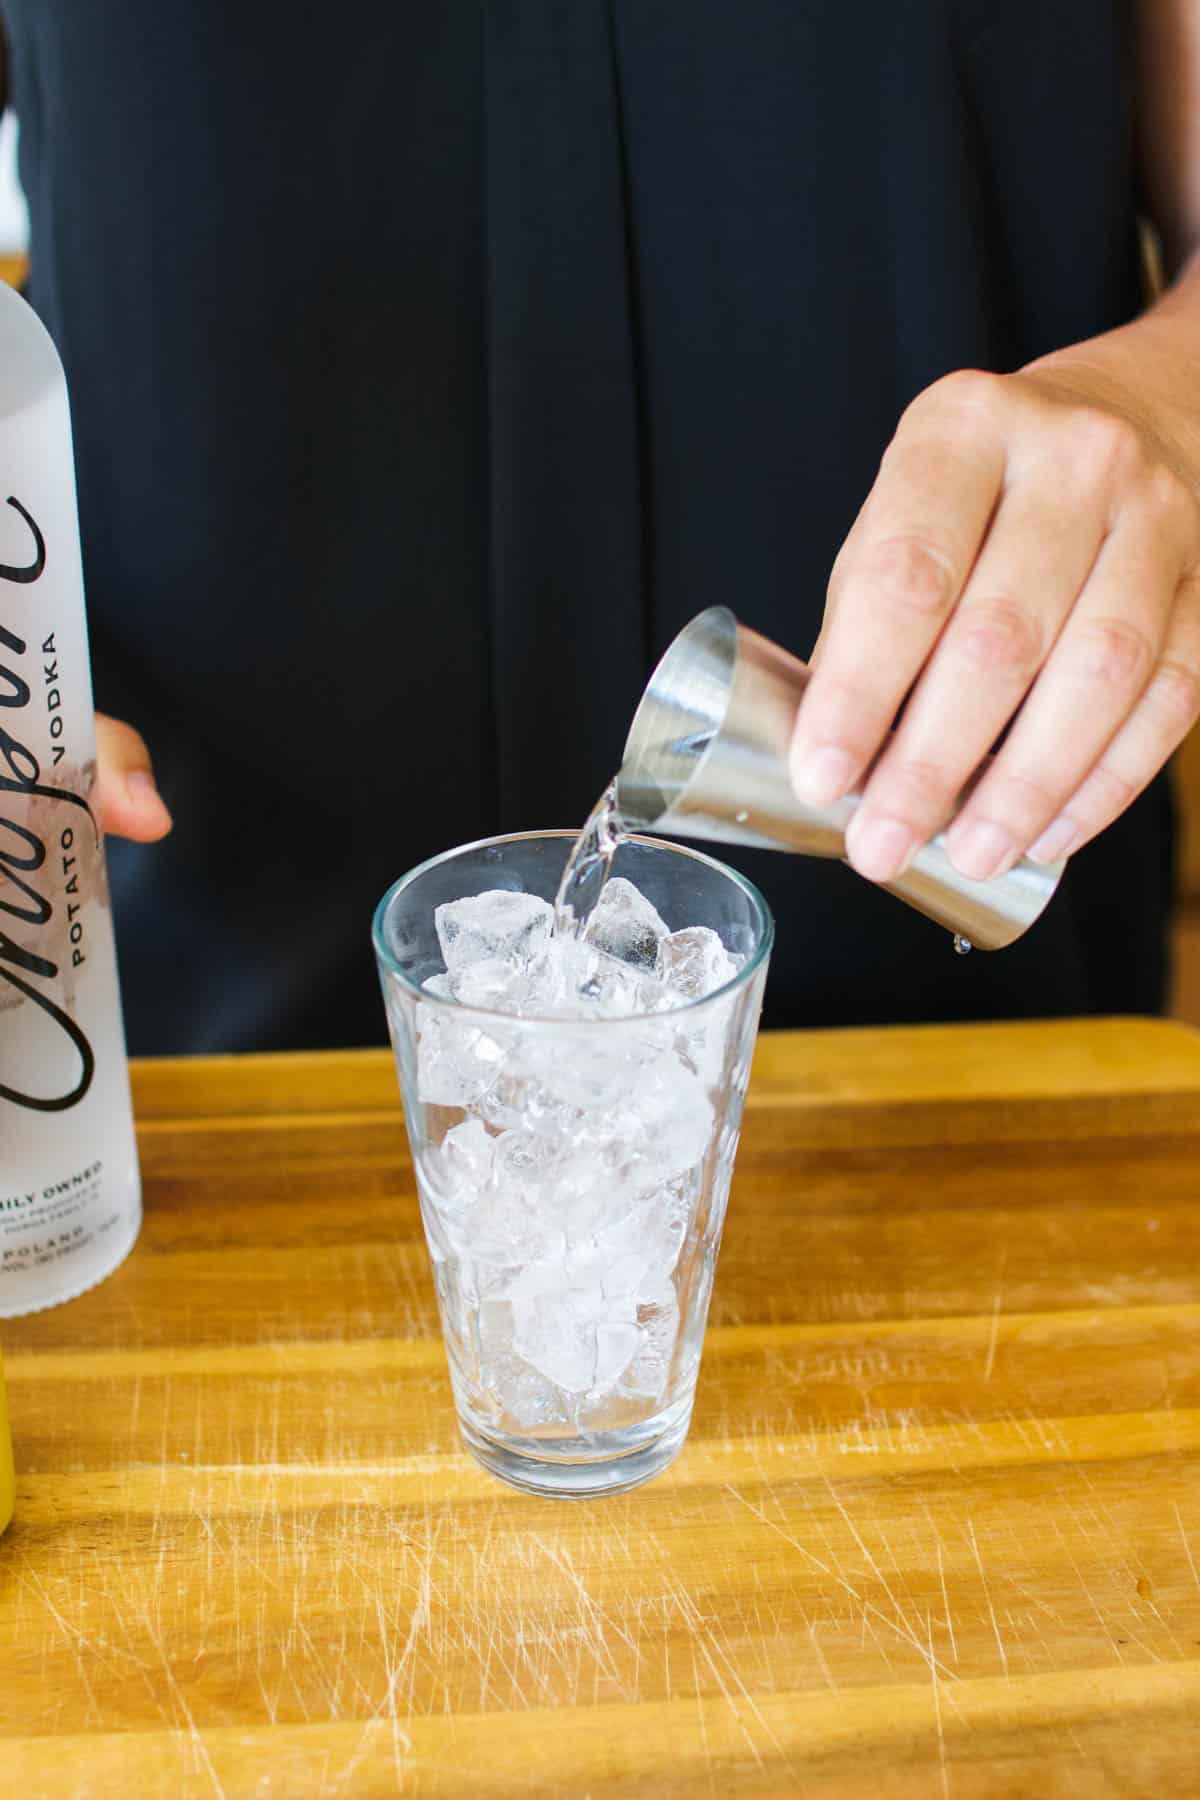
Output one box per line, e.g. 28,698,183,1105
372,831,773,1498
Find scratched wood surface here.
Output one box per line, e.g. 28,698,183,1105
2,1018,1200,1798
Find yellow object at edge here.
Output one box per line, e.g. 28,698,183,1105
0,1351,13,1537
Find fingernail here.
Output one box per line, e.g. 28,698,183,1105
792,744,855,808
845,815,914,883
947,819,1014,882
127,769,172,827
1029,815,1079,866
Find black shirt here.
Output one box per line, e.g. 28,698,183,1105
5,0,1170,1051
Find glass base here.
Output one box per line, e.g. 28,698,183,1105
458,1397,693,1498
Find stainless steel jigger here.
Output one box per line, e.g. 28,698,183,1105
616,606,1064,950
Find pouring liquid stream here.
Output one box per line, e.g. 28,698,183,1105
552,777,624,940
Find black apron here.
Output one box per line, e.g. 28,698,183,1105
5,0,1167,1051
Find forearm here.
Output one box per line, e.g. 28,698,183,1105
1022,0,1200,488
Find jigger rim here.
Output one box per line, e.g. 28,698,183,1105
617,605,739,829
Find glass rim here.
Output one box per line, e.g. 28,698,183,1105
371,827,775,1028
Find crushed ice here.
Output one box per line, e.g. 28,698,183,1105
414,871,742,1427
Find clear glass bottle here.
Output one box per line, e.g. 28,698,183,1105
0,283,141,1315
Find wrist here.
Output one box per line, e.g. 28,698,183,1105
1022,282,1200,494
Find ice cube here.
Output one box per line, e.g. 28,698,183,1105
584,877,670,971
529,1031,641,1111
601,1240,654,1299
633,970,678,1015
635,1068,714,1183
426,1128,570,1273
596,1174,694,1283
474,1070,528,1133
620,1287,681,1401
415,1166,468,1261
512,1299,598,1394
577,953,684,1024
657,927,738,1001
435,889,553,972
647,1173,696,1273
508,1241,641,1393
488,1353,569,1429
526,1007,678,1110
422,971,453,998
477,1299,570,1430
416,1003,506,1106
675,1012,729,1088
523,937,597,1013
522,1078,586,1139
577,950,644,1016
521,939,648,1022
477,1297,516,1364
492,1128,565,1189
518,944,568,1015
595,1319,643,1390
469,1187,562,1268
558,1167,627,1245
570,1179,661,1278
436,1117,495,1199
598,1065,713,1186
477,1066,583,1140
450,956,531,1012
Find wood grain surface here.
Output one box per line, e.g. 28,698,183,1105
2,1019,1200,1797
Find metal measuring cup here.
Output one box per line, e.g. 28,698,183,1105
615,607,1063,951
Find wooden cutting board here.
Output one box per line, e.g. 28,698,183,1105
1,1018,1199,1797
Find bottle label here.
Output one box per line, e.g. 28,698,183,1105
0,494,100,1112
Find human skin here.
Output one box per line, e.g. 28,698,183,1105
93,713,172,842
788,1,1200,885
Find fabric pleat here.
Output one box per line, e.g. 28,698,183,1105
484,2,648,832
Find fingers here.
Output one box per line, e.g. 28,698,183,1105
93,713,173,841
940,484,1190,877
843,468,1105,881
1023,573,1200,863
789,372,1007,809
794,364,1200,887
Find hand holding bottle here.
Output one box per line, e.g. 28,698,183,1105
94,713,173,840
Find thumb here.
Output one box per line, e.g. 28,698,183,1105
94,713,173,841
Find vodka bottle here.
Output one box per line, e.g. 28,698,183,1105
0,283,141,1314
